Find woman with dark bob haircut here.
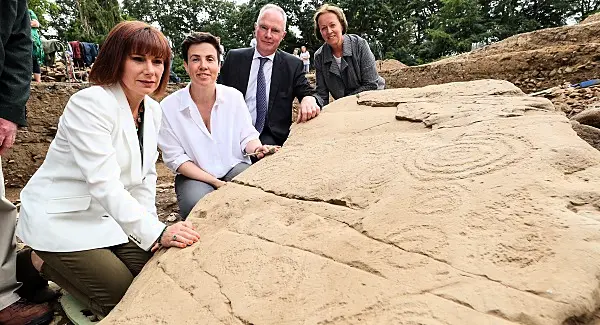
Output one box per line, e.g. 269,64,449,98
158,32,278,220
16,21,200,318
313,4,384,105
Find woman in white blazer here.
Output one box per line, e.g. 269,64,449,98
16,21,200,318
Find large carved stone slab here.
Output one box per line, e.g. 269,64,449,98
101,80,600,325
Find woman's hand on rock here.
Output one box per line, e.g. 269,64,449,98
213,179,227,188
254,145,280,160
160,221,200,248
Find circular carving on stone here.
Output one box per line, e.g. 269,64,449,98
355,162,398,190
482,233,556,269
219,245,304,298
410,183,466,215
387,225,449,256
219,247,265,276
248,255,302,298
404,133,529,180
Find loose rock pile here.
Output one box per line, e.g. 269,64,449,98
102,80,600,325
529,83,600,152
536,84,600,118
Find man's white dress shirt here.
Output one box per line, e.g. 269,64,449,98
244,49,276,126
158,83,259,179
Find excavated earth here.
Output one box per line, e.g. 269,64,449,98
100,80,600,325
381,16,600,93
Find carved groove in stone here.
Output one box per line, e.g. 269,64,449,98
219,245,304,299
410,183,466,215
404,133,529,180
387,225,450,256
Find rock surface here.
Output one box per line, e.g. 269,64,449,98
102,80,600,325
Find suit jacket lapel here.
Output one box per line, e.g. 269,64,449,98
239,48,254,96
327,35,351,79
329,57,342,78
268,51,282,113
107,84,143,183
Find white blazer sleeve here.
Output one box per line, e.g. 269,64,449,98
62,90,165,250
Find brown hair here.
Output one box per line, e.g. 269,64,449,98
313,4,348,41
89,21,172,97
181,32,221,63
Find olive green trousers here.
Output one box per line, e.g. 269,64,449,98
35,241,152,317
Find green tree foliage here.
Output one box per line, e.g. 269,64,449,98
43,0,587,66
122,0,245,53
482,0,571,40
420,0,485,61
54,0,122,43
28,0,60,36
571,0,600,20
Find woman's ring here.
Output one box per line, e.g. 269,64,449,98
173,235,177,241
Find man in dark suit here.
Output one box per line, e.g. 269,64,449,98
218,3,323,146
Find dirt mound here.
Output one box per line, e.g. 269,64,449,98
102,80,600,325
376,59,407,72
4,83,89,188
582,12,600,24
381,21,600,93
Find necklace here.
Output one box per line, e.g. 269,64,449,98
135,102,144,132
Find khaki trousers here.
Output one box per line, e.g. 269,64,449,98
0,157,20,310
35,241,152,317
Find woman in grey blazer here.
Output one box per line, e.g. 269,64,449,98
313,4,385,105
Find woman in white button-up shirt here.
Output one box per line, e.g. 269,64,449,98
158,32,277,219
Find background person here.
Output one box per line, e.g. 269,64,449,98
16,21,200,318
300,45,310,73
159,32,278,220
218,4,323,146
216,36,225,65
29,9,43,83
0,1,55,324
313,4,385,105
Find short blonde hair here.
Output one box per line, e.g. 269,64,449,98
313,4,348,42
